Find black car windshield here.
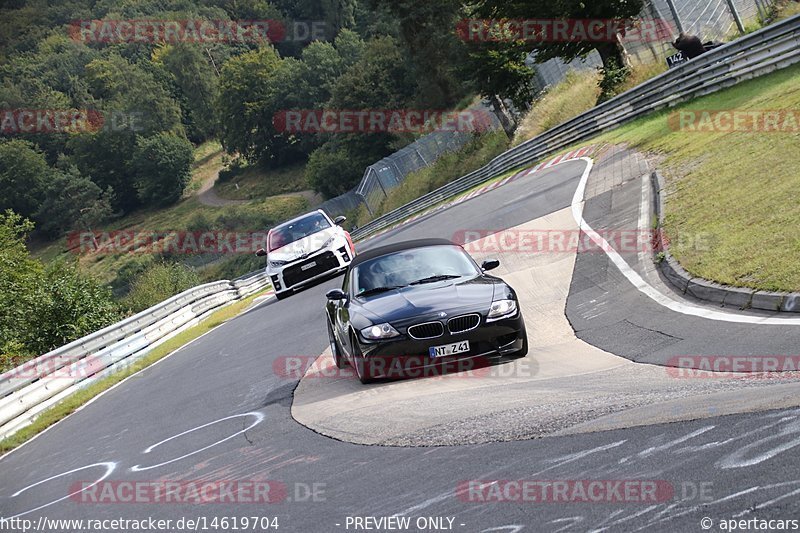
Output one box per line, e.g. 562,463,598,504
268,213,331,251
353,245,479,295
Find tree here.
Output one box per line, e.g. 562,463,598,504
328,36,416,109
306,142,364,198
84,54,184,136
468,0,645,71
131,133,194,206
35,165,115,237
0,139,50,219
0,211,42,366
367,0,470,107
26,261,121,356
154,43,219,143
304,36,416,197
67,130,139,212
461,36,535,132
216,46,285,163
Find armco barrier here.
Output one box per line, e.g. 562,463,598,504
350,14,800,242
0,272,272,439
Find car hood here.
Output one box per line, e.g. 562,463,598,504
269,227,339,263
354,276,498,324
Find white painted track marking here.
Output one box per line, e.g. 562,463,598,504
130,411,264,472
570,157,800,325
9,461,116,518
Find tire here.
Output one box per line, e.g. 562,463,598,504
328,320,348,369
351,333,375,384
275,290,289,301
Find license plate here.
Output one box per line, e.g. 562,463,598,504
429,340,470,358
301,261,316,271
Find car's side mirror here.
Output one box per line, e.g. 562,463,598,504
334,215,346,225
255,248,267,257
326,289,346,300
481,259,500,271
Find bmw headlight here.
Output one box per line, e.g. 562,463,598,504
360,323,400,340
269,259,288,268
487,299,518,321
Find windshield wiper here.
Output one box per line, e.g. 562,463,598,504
409,274,462,285
358,285,405,296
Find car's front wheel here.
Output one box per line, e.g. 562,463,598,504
328,320,348,369
350,332,375,384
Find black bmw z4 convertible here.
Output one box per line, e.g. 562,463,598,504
324,238,528,384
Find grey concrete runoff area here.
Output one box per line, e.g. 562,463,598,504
3,152,800,532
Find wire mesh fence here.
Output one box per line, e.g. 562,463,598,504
353,109,502,216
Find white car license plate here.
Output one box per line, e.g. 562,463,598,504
429,340,470,358
301,261,316,271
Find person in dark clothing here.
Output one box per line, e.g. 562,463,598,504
673,32,707,59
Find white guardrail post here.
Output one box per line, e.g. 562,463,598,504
0,272,272,439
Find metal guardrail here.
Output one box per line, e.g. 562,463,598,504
0,272,272,439
350,14,800,241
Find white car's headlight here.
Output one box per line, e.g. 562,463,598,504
269,259,288,268
360,323,400,340
487,299,518,321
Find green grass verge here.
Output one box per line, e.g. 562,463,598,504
214,162,310,200
0,288,271,454
513,70,601,146
591,62,800,292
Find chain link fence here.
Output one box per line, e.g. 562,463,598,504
352,108,502,217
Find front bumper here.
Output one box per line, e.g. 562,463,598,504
357,313,526,379
269,244,352,294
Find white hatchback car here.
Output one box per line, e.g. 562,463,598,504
256,210,355,300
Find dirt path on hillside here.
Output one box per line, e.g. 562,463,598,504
196,154,248,207
194,154,324,208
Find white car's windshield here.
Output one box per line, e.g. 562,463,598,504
268,213,331,251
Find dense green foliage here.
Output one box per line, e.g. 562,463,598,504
0,211,120,368
122,262,201,314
